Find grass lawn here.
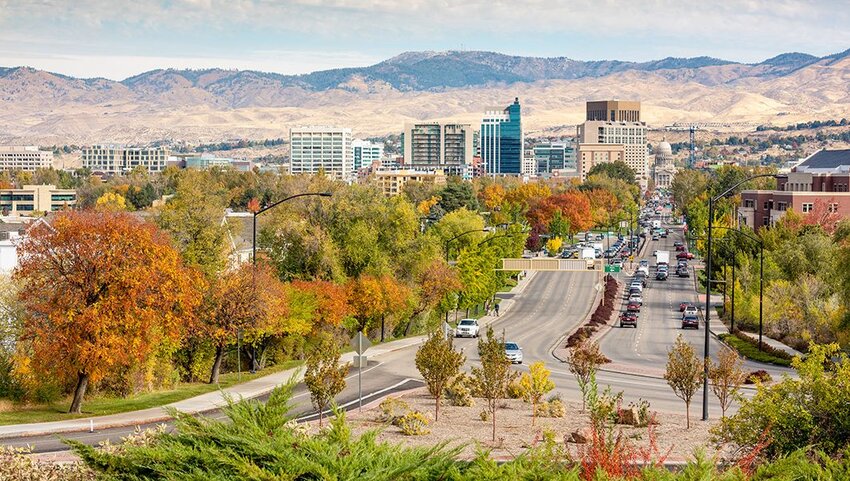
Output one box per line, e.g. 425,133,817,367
718,333,792,367
0,360,303,426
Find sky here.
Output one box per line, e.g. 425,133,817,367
1,0,849,80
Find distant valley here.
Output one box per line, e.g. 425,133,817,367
1,49,849,145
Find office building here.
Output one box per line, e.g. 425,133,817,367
82,145,170,175
402,122,473,178
533,141,576,174
169,153,254,172
577,100,649,186
0,184,77,215
586,100,641,122
740,148,850,231
481,98,523,175
372,169,447,197
289,127,353,181
576,144,626,180
0,146,53,171
352,140,384,170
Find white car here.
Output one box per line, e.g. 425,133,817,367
455,319,480,338
682,305,698,318
628,293,643,304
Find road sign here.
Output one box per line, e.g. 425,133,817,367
350,332,371,355
353,355,368,368
604,265,621,273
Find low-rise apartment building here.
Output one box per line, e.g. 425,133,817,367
372,169,447,197
82,145,170,174
739,148,850,231
0,146,54,171
0,185,77,215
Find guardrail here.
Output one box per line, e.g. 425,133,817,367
500,258,605,272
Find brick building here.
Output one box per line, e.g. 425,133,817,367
739,149,850,231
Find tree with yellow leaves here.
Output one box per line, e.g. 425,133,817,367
95,191,128,211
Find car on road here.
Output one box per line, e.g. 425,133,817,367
639,260,649,267
656,270,668,280
679,301,693,312
682,315,699,329
619,311,638,328
676,251,695,260
505,342,523,364
677,266,690,277
675,245,686,251
611,258,624,268
455,319,480,338
627,301,641,312
660,230,668,238
628,293,643,304
682,305,698,318
673,241,684,248
652,234,660,241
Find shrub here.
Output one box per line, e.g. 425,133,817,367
0,446,94,480
506,378,524,399
479,409,490,422
397,411,431,436
444,374,474,407
543,398,566,418
379,397,410,425
744,370,772,384
719,332,792,367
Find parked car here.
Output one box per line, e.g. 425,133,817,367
682,305,698,318
681,315,699,329
619,311,638,328
505,342,523,364
455,319,480,338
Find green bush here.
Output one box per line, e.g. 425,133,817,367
719,333,792,367
398,410,431,436
378,397,410,426
713,343,850,459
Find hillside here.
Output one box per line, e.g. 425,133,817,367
0,49,848,144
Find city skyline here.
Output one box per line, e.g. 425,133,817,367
1,1,849,80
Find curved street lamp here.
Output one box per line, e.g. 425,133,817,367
702,173,774,420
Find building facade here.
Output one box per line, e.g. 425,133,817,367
372,169,448,197
169,153,254,172
402,122,473,178
576,144,626,180
533,141,576,174
586,100,641,122
739,149,850,231
289,127,353,181
652,139,678,189
82,145,170,174
352,139,384,170
0,184,77,215
0,146,53,171
480,98,523,175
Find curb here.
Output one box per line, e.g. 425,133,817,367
550,275,613,363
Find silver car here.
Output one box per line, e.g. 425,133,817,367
504,342,523,364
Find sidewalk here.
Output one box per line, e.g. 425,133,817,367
0,271,538,440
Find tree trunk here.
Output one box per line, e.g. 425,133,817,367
685,402,690,429
532,400,537,427
69,371,89,414
209,344,224,384
491,401,497,442
319,403,324,427
380,314,385,342
435,393,440,422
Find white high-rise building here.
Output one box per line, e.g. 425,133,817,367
577,100,650,188
82,145,169,174
0,146,53,171
289,127,353,181
351,139,384,170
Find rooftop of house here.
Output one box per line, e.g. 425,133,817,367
794,148,850,173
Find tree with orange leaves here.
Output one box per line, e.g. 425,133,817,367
14,211,202,413
402,260,462,335
527,191,593,240
204,263,293,384
347,274,412,341
801,198,842,234
291,280,350,329
584,188,621,227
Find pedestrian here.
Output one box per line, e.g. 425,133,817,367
494,303,500,317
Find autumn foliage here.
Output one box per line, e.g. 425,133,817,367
14,211,202,413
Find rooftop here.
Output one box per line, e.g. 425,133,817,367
794,148,850,172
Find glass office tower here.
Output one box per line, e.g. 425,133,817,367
481,98,523,175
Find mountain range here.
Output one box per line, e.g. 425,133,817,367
1,49,849,145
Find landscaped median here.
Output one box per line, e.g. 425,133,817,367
717,331,793,367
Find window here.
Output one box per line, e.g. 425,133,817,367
802,203,814,213
829,203,839,213
744,199,755,208
763,217,770,226
777,202,787,211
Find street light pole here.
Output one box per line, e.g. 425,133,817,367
251,191,332,372
702,173,774,420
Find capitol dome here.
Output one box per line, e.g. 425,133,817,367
655,139,673,166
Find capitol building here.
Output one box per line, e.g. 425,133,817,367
652,139,677,189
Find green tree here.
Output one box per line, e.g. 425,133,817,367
414,330,465,421
586,161,636,184
471,326,517,441
518,361,555,426
304,336,350,427
437,180,479,213
430,208,486,257
664,335,703,429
